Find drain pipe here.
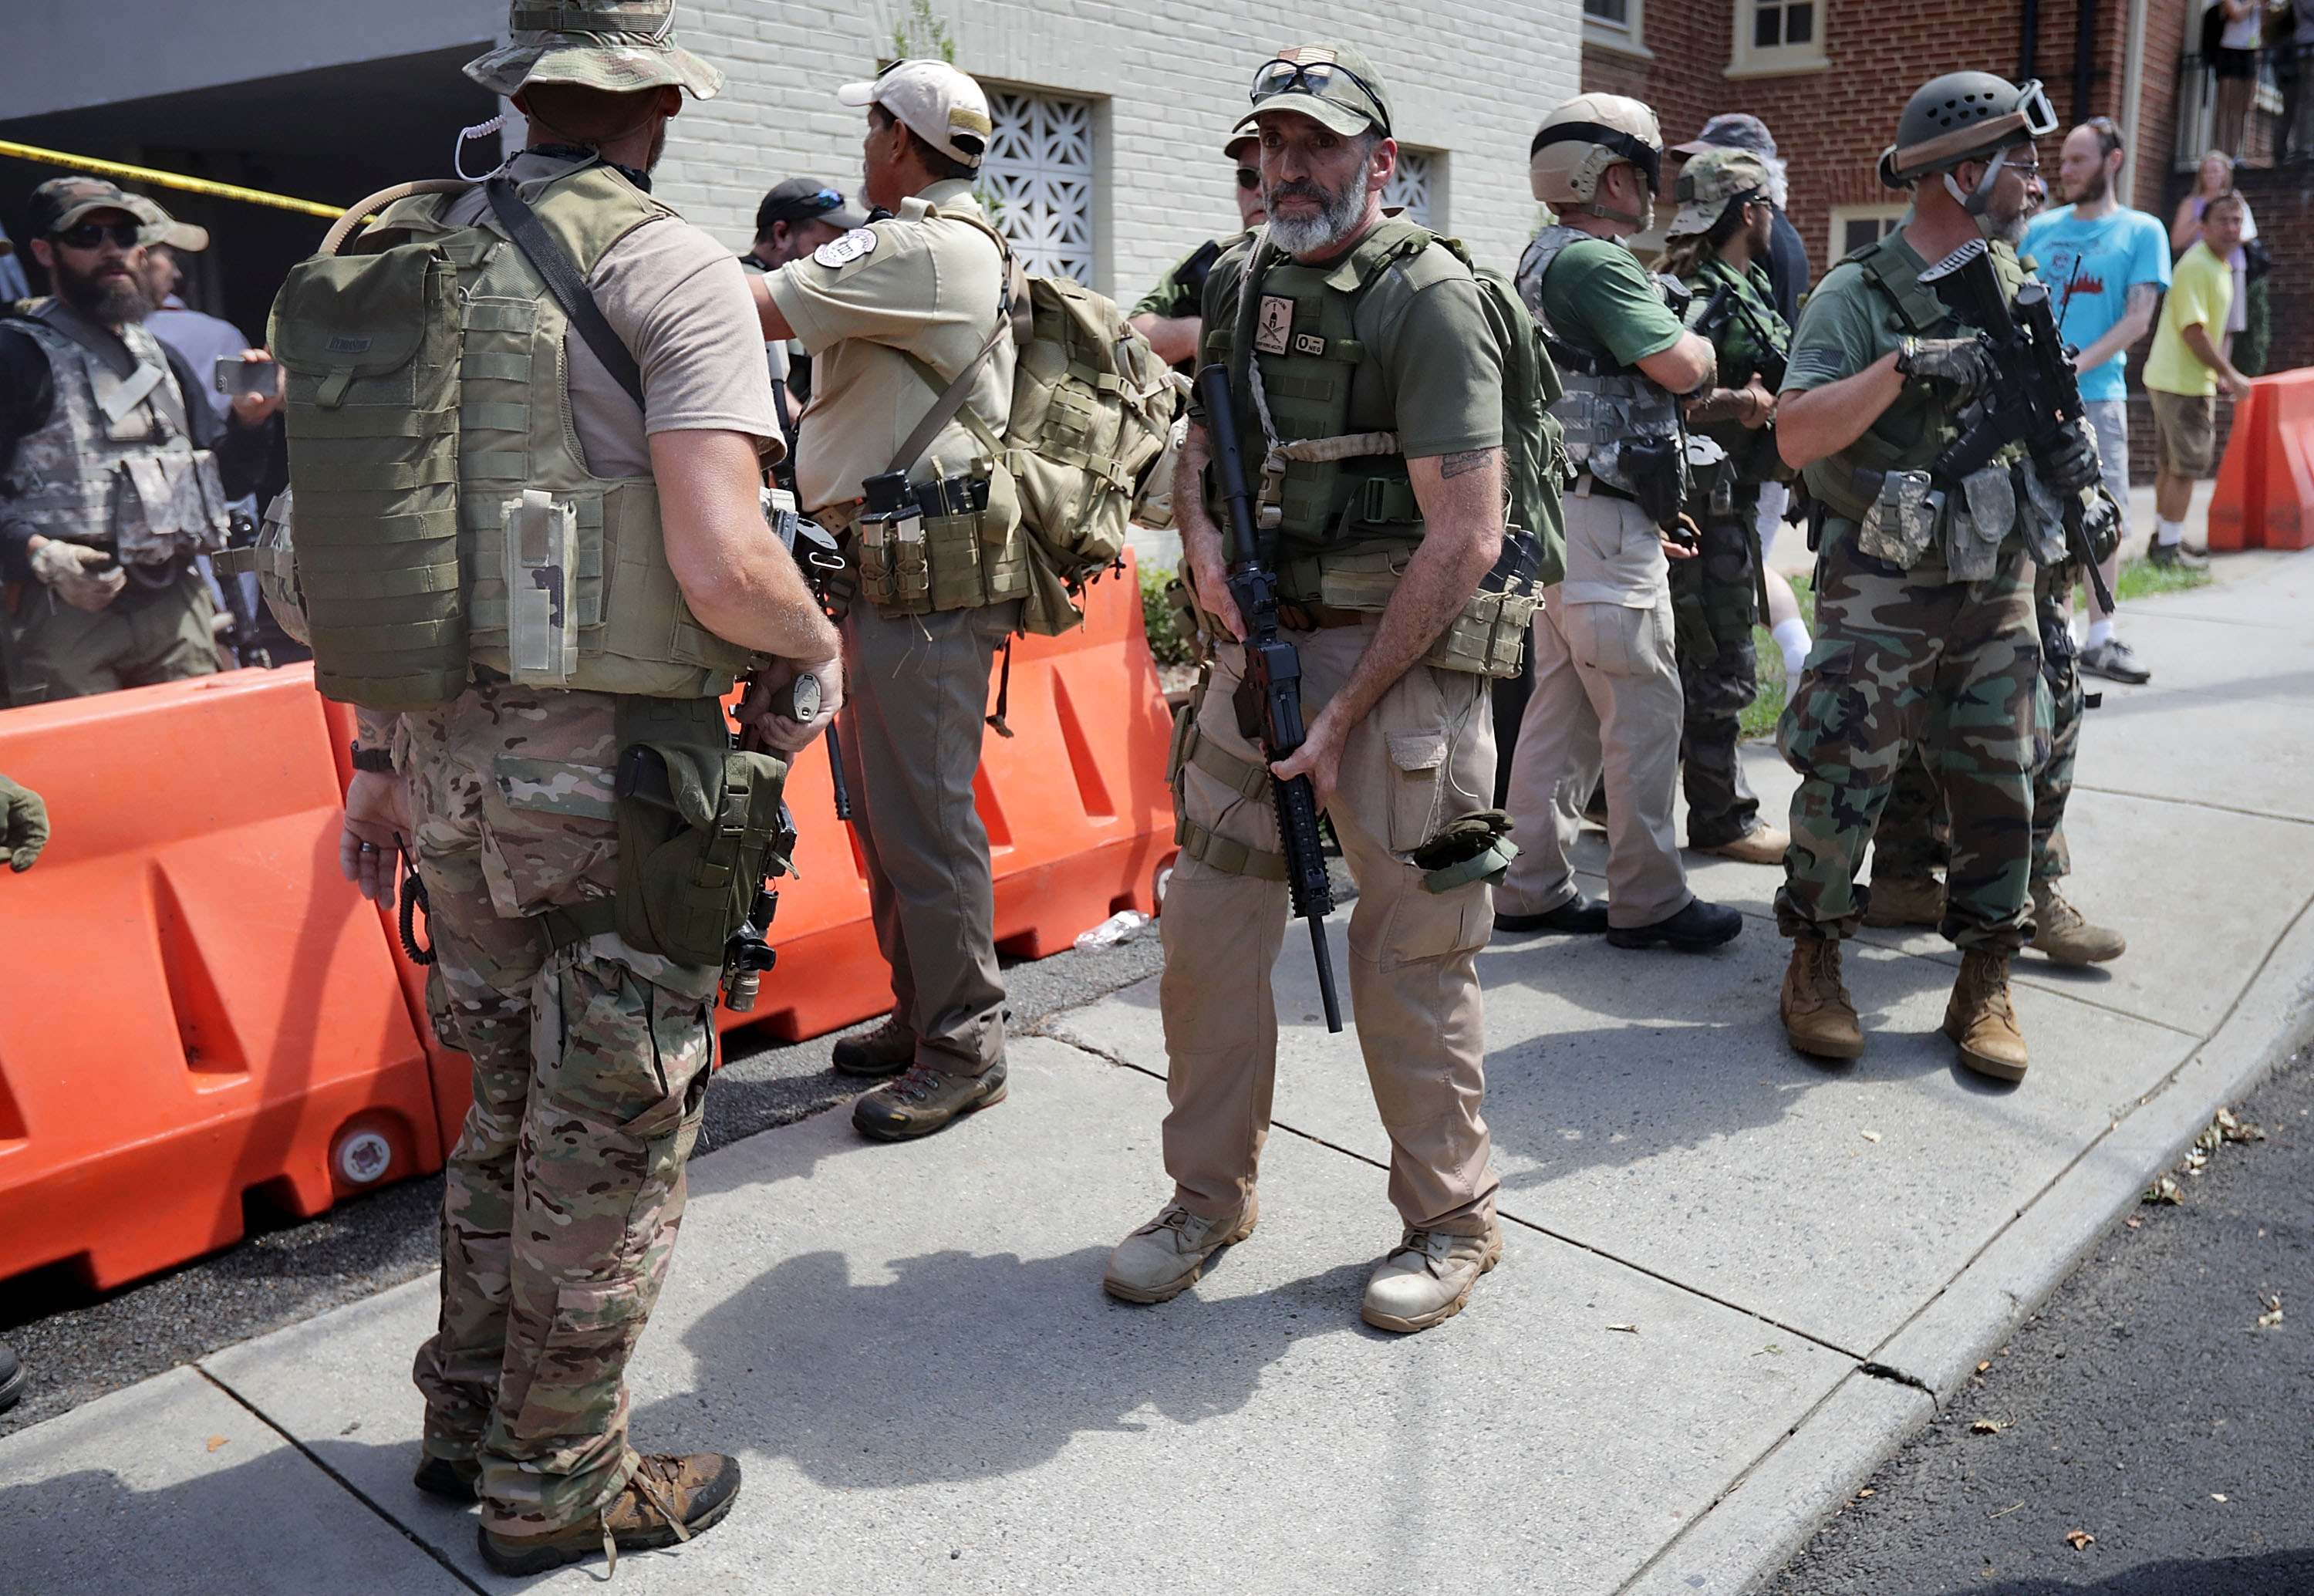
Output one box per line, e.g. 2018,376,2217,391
2120,0,2151,203
2020,0,2042,81
2073,0,2101,124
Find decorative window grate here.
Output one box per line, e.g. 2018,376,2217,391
1385,149,1435,226
980,89,1095,283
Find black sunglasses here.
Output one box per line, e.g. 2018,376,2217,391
1235,167,1260,190
52,220,142,251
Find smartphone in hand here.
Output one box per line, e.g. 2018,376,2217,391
214,356,279,398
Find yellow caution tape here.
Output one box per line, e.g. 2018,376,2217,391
0,139,346,221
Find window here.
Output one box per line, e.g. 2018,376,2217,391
980,89,1095,283
1829,204,1908,262
1583,0,1648,56
1384,148,1438,226
1726,0,1828,76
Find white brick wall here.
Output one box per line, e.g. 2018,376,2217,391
656,1,1583,304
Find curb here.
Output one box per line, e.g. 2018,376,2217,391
1620,887,2314,1596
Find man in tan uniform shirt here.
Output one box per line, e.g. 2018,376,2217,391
749,59,1020,1140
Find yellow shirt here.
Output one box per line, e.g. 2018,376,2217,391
766,179,1015,511
2143,240,2234,396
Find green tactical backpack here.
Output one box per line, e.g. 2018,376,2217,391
1438,240,1570,589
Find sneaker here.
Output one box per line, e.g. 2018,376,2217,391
1606,897,1743,951
2146,539,2209,571
1361,1226,1503,1333
413,1454,481,1500
1102,1196,1259,1304
1693,823,1789,865
831,1014,916,1078
1494,894,1609,936
2078,638,2151,685
852,1058,1008,1141
478,1453,742,1576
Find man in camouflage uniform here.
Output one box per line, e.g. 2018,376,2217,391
1773,73,2102,1081
1661,147,1793,865
1128,118,1267,372
338,5,842,1574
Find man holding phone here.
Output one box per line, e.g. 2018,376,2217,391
0,177,279,702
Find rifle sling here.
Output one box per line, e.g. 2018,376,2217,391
486,174,646,408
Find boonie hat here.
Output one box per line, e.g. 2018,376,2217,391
464,0,724,100
837,59,992,168
1248,42,1393,138
24,176,179,248
755,177,869,235
1665,148,1770,238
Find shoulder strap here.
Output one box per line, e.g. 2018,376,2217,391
889,319,1011,475
485,174,645,407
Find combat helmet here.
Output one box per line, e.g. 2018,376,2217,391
1879,73,2056,216
1530,94,1663,228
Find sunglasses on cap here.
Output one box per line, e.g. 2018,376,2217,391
792,187,844,214
1248,58,1391,133
52,220,143,251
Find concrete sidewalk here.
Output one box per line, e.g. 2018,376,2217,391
2,549,2309,1595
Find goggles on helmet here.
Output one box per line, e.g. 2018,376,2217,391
1530,120,1663,194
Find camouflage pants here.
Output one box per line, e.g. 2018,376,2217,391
1672,510,1762,848
403,680,720,1538
1870,565,2076,888
1776,532,2039,953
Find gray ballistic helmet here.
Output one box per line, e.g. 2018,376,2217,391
1880,73,2056,189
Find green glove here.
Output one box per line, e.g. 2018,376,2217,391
1,774,49,872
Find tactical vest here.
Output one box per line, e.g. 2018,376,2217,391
273,163,751,709
1515,226,1684,497
1682,256,1791,493
1,305,227,569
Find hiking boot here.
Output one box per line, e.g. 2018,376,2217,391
413,1454,481,1500
1862,873,1945,929
1361,1226,1503,1333
2079,638,2151,685
852,1058,1008,1141
2146,538,2209,571
2030,882,2127,965
0,1339,23,1413
1944,950,2029,1082
831,1014,916,1078
1103,1196,1259,1304
1495,894,1609,936
1607,897,1743,951
1782,933,1864,1059
477,1453,742,1576
1694,823,1789,865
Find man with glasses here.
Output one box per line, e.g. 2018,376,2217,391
0,177,278,704
1104,42,1515,1334
1773,74,2102,1081
1129,119,1267,372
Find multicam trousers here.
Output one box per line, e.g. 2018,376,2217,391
1671,510,1763,849
403,680,720,1538
1776,531,2039,953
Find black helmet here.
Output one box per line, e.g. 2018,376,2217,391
1879,73,2056,189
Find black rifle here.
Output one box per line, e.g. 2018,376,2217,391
1916,238,2118,613
762,484,854,821
1689,274,1787,625
1194,363,1343,1033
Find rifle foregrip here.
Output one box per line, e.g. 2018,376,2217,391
1274,774,1335,920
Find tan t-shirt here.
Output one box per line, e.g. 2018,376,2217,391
766,179,1014,511
440,152,778,477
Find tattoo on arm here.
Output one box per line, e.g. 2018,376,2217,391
1439,447,1500,480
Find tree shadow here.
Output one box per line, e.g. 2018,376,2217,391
1944,1548,2314,1594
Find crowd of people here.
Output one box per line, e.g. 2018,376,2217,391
0,0,2247,1574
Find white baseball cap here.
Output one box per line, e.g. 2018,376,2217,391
837,59,992,168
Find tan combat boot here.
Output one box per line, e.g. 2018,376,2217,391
479,1453,742,1575
2029,882,2127,964
1361,1225,1503,1333
1862,873,1945,928
1103,1196,1258,1304
1781,933,1864,1058
1695,823,1790,865
1944,950,2029,1082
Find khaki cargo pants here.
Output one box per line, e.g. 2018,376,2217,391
1162,621,1499,1235
9,565,221,703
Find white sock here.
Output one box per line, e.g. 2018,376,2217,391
2085,618,2114,650
1772,617,1812,677
2157,518,2186,547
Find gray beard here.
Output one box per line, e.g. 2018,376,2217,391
1265,174,1368,256
56,258,151,326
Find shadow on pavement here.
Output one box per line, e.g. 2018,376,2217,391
1941,1549,2314,1594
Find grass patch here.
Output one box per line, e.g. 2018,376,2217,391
1139,561,1196,666
2100,552,2213,604
1739,569,1813,743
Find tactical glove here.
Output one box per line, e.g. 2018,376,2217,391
29,539,126,613
2033,417,2104,496
1,774,50,872
1895,337,1999,407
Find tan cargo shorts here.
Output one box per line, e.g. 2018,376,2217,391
2148,387,2217,477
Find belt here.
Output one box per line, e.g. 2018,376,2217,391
1575,473,1638,505
1277,602,1369,630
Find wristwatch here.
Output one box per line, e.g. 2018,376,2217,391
349,744,396,774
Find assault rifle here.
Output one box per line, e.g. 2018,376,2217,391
1693,273,1788,393
1916,238,2117,613
761,485,853,820
1194,363,1343,1034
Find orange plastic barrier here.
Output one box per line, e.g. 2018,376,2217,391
0,670,444,1291
2207,369,2314,552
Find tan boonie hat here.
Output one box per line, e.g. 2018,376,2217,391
1665,148,1770,239
838,59,992,167
1249,42,1393,138
463,1,724,100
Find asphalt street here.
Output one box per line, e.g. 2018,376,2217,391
1769,1043,2314,1596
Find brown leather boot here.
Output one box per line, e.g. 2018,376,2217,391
479,1453,743,1575
1862,873,1945,928
2029,882,2127,964
1944,950,2029,1081
1781,933,1864,1059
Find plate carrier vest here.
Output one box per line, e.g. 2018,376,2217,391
1514,225,1685,499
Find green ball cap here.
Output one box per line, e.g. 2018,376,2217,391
1248,42,1393,139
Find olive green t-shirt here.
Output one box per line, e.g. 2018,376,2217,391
1780,228,1953,501
1130,231,1248,322
1196,230,1503,458
1537,236,1685,368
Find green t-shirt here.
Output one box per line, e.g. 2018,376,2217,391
1131,232,1246,322
1538,235,1685,367
1781,229,1955,498
2143,240,2233,396
1197,230,1503,459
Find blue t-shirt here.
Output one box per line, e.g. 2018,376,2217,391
2021,205,2172,403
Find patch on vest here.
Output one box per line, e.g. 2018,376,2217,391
1255,295,1294,356
814,228,879,268
1291,331,1326,356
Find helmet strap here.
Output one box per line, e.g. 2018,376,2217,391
1944,147,2009,228
1564,199,1647,228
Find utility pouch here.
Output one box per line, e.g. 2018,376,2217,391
611,696,792,968
1946,463,2015,582
855,469,929,614
919,464,993,612
1620,435,1688,529
1422,523,1542,679
2014,454,2072,568
503,488,579,685
1857,468,1939,569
